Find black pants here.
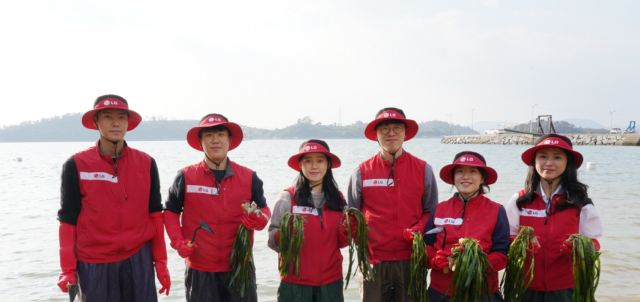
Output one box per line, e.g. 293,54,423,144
427,287,504,302
76,242,156,302
185,266,257,302
277,279,344,302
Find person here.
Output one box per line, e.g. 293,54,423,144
423,151,509,302
267,139,353,302
347,107,439,302
57,94,170,301
163,113,270,302
505,133,603,302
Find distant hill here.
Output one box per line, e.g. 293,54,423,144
505,120,608,134
0,114,478,142
562,118,606,129
473,121,501,133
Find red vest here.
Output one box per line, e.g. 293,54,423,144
516,190,580,291
181,161,253,272
73,142,155,263
280,187,348,286
359,152,425,261
428,194,503,294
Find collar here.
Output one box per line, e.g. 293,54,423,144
95,140,128,161
378,149,406,165
536,182,564,203
200,158,235,178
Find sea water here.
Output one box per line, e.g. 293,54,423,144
0,139,638,301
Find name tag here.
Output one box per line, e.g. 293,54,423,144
363,179,394,187
80,172,118,183
292,206,319,216
520,208,546,218
186,185,219,195
434,218,463,226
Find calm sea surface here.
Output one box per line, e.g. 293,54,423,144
0,139,638,301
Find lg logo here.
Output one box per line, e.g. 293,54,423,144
208,117,222,123
383,112,397,118
305,145,318,151
459,157,474,162
544,140,559,145
103,100,119,106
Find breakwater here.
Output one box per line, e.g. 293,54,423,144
441,133,640,146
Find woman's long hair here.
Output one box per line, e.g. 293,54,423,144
293,141,345,212
516,149,589,211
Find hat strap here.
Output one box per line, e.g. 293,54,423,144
97,127,123,177
204,153,226,170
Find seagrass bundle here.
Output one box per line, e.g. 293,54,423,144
446,238,492,302
567,234,601,302
409,232,429,302
278,212,306,279
344,208,376,288
227,201,261,297
501,226,537,302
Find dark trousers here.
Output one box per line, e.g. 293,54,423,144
521,288,574,302
277,279,344,302
427,287,504,302
76,242,156,302
185,266,257,302
358,260,417,302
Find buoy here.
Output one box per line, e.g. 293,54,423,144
16,157,22,162
586,162,596,170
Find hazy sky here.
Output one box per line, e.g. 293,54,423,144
1,1,638,129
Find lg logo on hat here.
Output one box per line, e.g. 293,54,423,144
208,117,222,123
304,145,317,151
460,157,474,162
383,112,397,118
103,100,118,106
544,140,559,145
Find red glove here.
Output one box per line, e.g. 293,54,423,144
403,225,423,242
431,250,451,270
163,211,198,258
527,236,541,256
176,238,199,258
57,222,77,293
340,213,357,238
561,240,573,257
242,207,271,231
150,212,170,295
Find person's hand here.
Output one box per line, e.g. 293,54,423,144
561,239,573,257
57,273,76,293
340,213,357,238
173,238,198,258
403,225,423,242
154,261,171,296
431,250,452,270
242,211,269,230
527,236,541,256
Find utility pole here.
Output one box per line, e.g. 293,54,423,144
339,107,342,126
472,108,474,133
530,104,537,133
448,114,452,135
610,110,615,130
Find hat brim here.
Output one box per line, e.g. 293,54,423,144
439,163,498,185
364,118,418,141
187,122,244,151
287,151,342,171
521,145,584,168
81,109,142,131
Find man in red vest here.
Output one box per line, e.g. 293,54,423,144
57,94,170,301
347,107,438,302
163,113,271,302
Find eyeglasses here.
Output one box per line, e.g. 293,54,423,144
378,125,405,135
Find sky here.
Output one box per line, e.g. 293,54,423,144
1,0,638,130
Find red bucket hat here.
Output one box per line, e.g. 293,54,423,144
82,95,142,131
521,133,583,168
439,151,498,185
364,107,419,141
186,114,244,151
287,139,341,171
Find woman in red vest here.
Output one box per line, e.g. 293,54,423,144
505,133,602,301
424,151,510,302
267,139,355,302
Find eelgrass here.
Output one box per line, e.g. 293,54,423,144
344,208,376,289
227,201,260,297
278,212,306,279
409,232,429,302
501,226,537,302
227,225,254,297
567,234,601,302
446,238,492,302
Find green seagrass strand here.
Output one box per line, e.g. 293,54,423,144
344,208,376,289
277,212,306,279
227,224,254,298
409,232,429,302
568,234,601,302
501,226,536,302
447,238,492,302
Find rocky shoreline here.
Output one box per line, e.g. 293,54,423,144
441,133,640,146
